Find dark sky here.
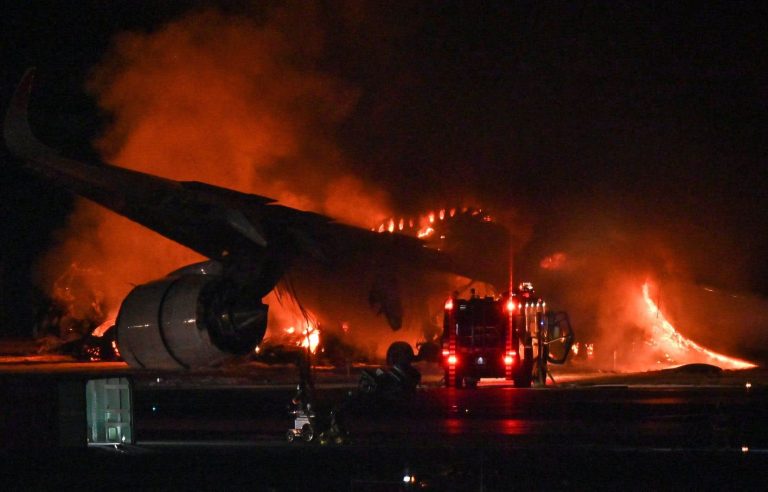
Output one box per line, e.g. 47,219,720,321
1,1,766,336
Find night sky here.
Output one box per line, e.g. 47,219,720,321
1,1,766,339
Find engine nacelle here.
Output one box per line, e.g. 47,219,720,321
116,268,268,369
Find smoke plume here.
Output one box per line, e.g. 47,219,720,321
36,7,391,336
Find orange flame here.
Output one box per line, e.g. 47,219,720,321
641,282,755,369
281,322,320,353
375,207,491,240
92,317,117,338
417,226,435,239
300,324,320,353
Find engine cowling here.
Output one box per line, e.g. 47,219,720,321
116,269,268,369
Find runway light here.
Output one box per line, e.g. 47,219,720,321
402,469,416,484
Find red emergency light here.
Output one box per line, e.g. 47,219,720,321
504,350,517,365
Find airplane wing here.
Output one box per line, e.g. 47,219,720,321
4,70,509,369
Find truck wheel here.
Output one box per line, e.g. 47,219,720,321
513,373,532,388
464,377,478,389
514,359,533,387
386,341,414,366
286,430,296,443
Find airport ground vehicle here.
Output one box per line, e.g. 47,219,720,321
389,283,574,388
444,284,575,387
443,283,574,387
286,407,315,443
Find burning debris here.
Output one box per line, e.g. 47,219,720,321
640,282,755,370
270,323,321,354
567,281,758,371
532,209,765,373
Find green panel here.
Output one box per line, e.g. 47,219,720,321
86,377,133,445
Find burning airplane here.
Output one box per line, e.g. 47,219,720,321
4,70,510,370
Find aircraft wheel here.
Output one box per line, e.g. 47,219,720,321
513,363,533,388
386,341,414,366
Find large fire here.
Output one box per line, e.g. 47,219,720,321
640,282,755,369
32,9,760,373
374,207,490,240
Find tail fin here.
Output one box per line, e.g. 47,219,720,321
3,68,46,160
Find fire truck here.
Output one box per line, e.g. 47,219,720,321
441,283,574,388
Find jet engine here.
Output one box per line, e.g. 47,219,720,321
116,262,268,369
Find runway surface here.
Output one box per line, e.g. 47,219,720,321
2,361,767,490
